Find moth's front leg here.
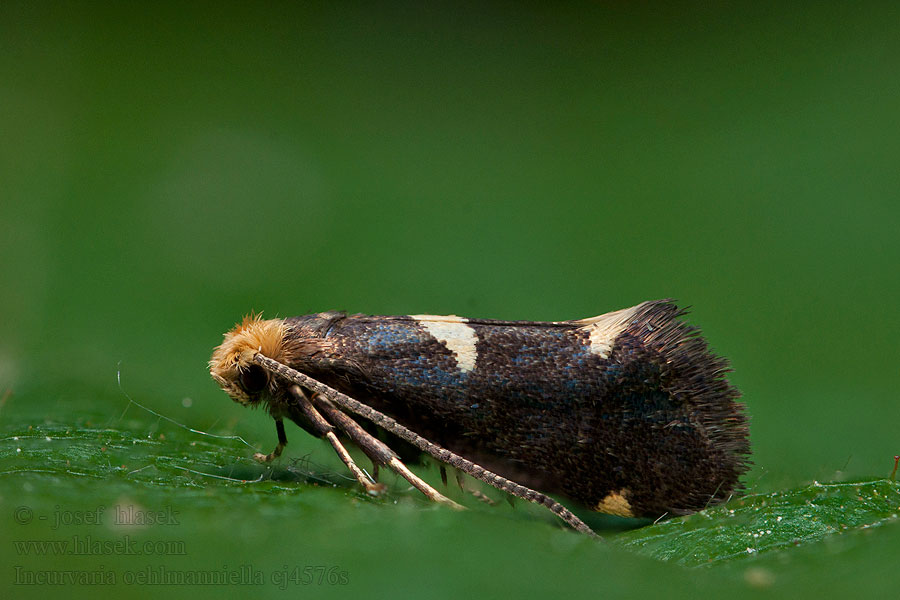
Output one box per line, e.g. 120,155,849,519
253,418,287,463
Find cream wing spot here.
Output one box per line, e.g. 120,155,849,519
409,314,478,373
575,304,643,359
595,489,634,517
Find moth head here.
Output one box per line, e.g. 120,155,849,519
209,314,291,407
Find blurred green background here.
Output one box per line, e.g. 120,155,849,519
2,2,899,598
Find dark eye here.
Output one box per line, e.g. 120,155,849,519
239,365,268,394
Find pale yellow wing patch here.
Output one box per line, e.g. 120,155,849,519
595,489,634,517
574,304,643,359
409,315,478,373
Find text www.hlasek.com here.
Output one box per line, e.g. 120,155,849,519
14,535,185,556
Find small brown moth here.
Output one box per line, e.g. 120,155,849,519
209,300,750,536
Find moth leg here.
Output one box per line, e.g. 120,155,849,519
253,418,288,463
452,470,496,505
312,396,463,510
286,386,383,495
311,400,388,484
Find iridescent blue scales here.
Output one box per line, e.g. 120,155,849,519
211,300,750,522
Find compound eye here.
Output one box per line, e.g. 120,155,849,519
239,364,268,395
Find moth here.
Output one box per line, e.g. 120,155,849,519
209,300,750,536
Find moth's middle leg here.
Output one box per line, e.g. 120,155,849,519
284,385,384,495
302,389,463,510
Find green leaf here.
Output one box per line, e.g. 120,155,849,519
616,479,900,566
